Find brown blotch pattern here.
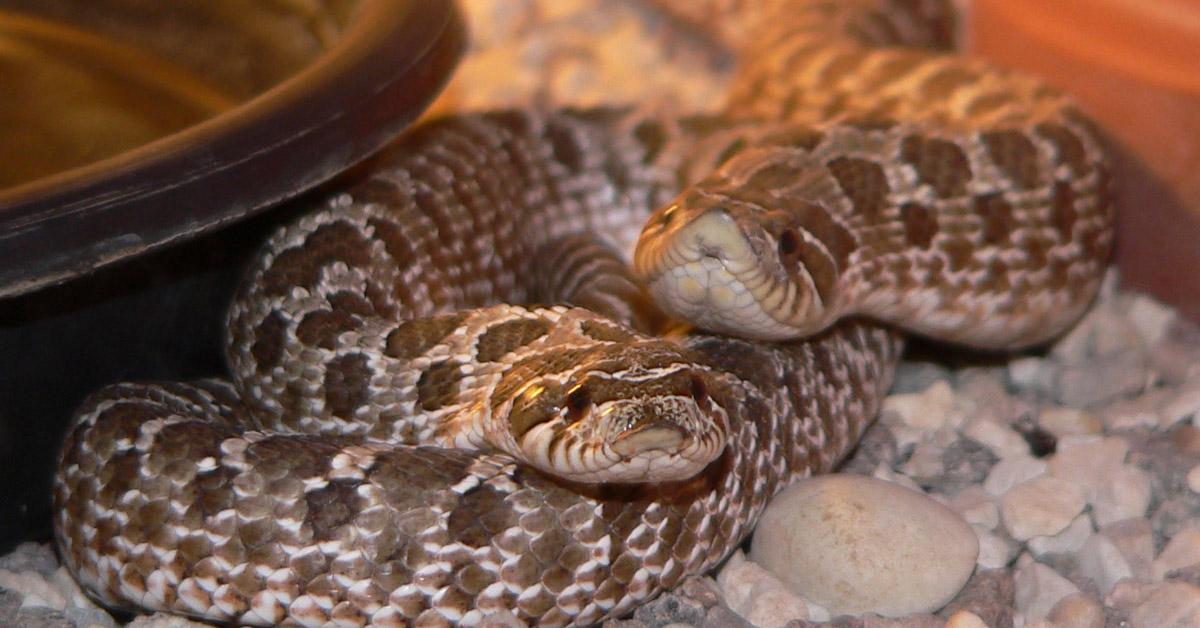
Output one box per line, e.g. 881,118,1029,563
475,318,552,363
973,193,1016,246
900,202,938,249
250,311,288,373
546,120,586,173
633,119,666,164
260,221,374,296
384,314,467,361
1035,122,1091,176
304,479,361,542
324,353,372,419
416,360,468,412
827,157,890,216
296,310,358,350
900,135,972,198
939,237,974,272
981,130,1042,190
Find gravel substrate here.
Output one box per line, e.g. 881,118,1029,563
4,272,1199,627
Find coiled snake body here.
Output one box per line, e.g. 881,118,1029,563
54,1,1113,626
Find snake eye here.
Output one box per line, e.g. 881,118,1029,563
659,204,678,226
565,385,591,422
689,375,709,407
777,227,801,259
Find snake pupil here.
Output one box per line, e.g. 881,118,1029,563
565,385,591,421
778,228,800,259
689,375,708,406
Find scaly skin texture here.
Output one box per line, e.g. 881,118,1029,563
53,0,1113,625
634,0,1113,346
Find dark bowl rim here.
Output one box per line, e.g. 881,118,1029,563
0,0,465,298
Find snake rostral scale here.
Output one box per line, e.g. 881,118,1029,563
54,1,1114,626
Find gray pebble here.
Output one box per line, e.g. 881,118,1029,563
14,606,73,628
0,543,60,579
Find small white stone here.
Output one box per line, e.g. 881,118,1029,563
1009,356,1054,395
1038,407,1102,437
964,418,1030,460
718,550,811,627
871,462,924,493
1048,437,1146,525
975,529,1019,570
1098,395,1164,431
1001,476,1087,540
944,609,989,628
1014,557,1080,623
882,380,956,432
0,568,67,610
1054,351,1151,408
1028,513,1095,557
1090,465,1152,527
749,475,978,618
1125,293,1177,346
1099,519,1155,581
984,455,1048,496
1188,465,1200,493
1077,533,1134,594
947,486,1000,530
1153,526,1200,580
1047,592,1105,628
1129,581,1200,628
1162,380,1200,428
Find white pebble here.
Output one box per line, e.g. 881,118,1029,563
1014,557,1080,623
1129,581,1200,627
882,380,956,432
1162,380,1200,427
964,418,1030,460
1001,476,1087,540
0,568,67,610
1028,513,1095,557
944,609,989,628
1154,526,1200,580
1008,356,1053,395
1099,519,1155,581
1076,533,1133,594
749,475,978,617
947,486,1000,530
1098,395,1163,431
1125,293,1177,346
983,455,1048,496
975,530,1019,570
1090,465,1152,527
1189,465,1200,493
1047,592,1105,628
1038,407,1102,437
717,551,810,626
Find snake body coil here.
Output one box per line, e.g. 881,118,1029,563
54,1,1113,626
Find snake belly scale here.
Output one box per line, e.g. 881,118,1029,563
53,1,1113,626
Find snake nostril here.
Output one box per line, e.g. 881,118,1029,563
778,228,801,259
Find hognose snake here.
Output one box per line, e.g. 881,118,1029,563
53,0,1113,625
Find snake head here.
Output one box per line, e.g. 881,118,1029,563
633,154,853,340
493,319,729,484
